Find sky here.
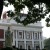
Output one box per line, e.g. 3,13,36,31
3,5,50,38
41,19,50,38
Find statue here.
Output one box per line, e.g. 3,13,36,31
5,27,13,48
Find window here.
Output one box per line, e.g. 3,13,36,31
19,32,22,38
26,41,32,50
35,33,37,39
18,41,24,49
18,31,23,39
26,33,30,39
26,31,32,39
34,41,40,49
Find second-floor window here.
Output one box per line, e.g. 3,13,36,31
18,30,23,39
19,32,22,38
26,32,30,39
26,31,32,39
35,33,37,39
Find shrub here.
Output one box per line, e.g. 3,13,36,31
42,48,46,50
1,47,12,50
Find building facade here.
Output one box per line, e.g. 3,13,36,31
0,13,44,49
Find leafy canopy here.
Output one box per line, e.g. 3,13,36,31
3,0,50,26
44,38,50,50
0,0,3,18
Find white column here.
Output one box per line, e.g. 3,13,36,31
4,30,5,41
39,32,40,40
32,32,34,48
22,31,23,39
4,30,5,47
39,41,41,49
37,32,38,39
34,32,35,40
42,41,44,49
24,31,26,49
16,30,18,48
39,32,41,49
12,30,15,46
41,32,43,40
41,31,44,49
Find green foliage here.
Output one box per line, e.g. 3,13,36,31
0,0,3,18
1,47,12,50
46,18,50,27
7,10,15,17
44,38,50,50
42,48,46,50
5,27,13,47
4,0,50,26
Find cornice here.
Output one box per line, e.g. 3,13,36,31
0,23,43,28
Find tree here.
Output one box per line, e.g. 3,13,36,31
44,38,50,50
5,27,13,47
0,0,3,18
2,0,50,26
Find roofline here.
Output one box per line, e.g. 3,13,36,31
0,23,43,28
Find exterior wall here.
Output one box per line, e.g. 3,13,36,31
0,19,44,49
0,29,4,48
11,25,44,49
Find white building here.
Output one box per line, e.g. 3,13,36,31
0,13,44,49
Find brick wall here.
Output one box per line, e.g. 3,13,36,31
0,29,4,48
0,29,4,38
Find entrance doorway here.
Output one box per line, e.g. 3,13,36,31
27,45,31,50
0,41,3,48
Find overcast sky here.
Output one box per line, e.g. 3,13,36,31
3,5,50,38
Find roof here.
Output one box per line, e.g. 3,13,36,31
0,19,43,28
0,13,43,28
